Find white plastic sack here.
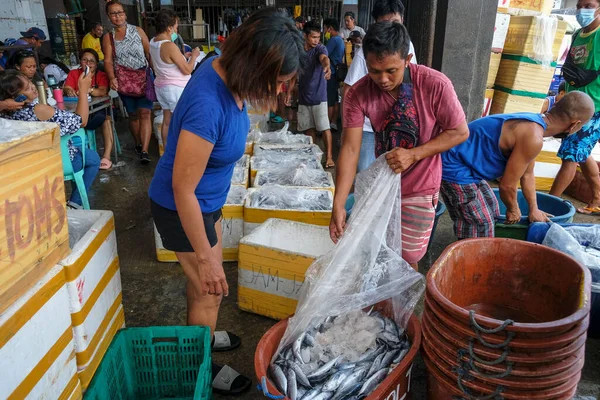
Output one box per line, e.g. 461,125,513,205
255,165,332,188
529,16,558,65
542,224,600,292
274,156,425,358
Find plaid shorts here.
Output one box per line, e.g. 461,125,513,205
440,180,500,239
401,193,438,264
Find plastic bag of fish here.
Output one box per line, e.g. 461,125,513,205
268,156,425,399
254,144,324,160
248,186,333,211
255,165,333,188
270,309,411,400
251,122,312,145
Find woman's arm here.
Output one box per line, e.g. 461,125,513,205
75,72,93,126
92,85,109,97
165,42,200,75
102,34,118,91
173,130,229,296
138,27,153,69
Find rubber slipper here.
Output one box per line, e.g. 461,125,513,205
99,158,112,170
270,115,287,123
325,160,336,169
576,206,600,216
212,331,241,352
212,363,252,395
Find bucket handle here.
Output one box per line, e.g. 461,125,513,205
257,376,285,399
474,329,515,349
457,349,514,379
455,371,504,400
467,339,510,366
469,311,514,335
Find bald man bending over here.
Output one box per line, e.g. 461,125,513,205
441,91,595,239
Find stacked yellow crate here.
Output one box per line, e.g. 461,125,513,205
491,16,568,114
507,0,554,16
0,121,81,399
485,12,511,116
59,210,125,391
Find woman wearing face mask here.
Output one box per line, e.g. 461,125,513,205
0,70,100,209
103,0,153,164
150,9,201,149
549,0,600,215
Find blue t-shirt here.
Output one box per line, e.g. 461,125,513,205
442,113,547,185
299,44,328,106
149,57,249,212
326,36,345,74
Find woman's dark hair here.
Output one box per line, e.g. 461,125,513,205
344,11,355,20
363,21,411,60
91,21,103,30
219,7,305,111
371,0,405,21
106,0,124,15
39,56,71,75
155,9,178,33
0,70,28,101
7,50,35,70
79,48,100,64
323,18,340,32
303,21,321,35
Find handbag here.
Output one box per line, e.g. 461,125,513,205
110,32,146,97
145,63,157,102
335,50,348,83
562,30,600,88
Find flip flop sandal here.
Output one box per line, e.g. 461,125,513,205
270,115,287,123
212,331,241,352
212,364,252,395
577,206,600,216
99,158,112,170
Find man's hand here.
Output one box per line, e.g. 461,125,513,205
324,65,332,81
329,205,347,243
196,256,229,297
284,94,292,107
529,208,551,223
505,208,522,224
385,147,418,174
0,99,25,112
63,87,77,97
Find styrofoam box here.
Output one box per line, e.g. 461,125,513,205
254,170,335,194
243,188,333,236
59,210,124,389
0,265,80,399
493,13,511,52
238,219,334,320
154,187,247,262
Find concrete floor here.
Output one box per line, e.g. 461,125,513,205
88,121,599,399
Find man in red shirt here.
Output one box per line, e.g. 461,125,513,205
330,21,469,267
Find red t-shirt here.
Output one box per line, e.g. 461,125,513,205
343,64,466,197
64,69,109,92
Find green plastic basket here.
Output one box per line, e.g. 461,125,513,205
494,222,529,240
84,326,212,400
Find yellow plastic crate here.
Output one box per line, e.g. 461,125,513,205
487,52,502,89
508,0,553,16
237,219,334,320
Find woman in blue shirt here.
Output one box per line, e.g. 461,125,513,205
149,8,304,395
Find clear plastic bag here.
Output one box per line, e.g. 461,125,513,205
254,144,323,159
231,167,248,186
235,154,250,169
251,154,323,171
226,186,247,205
153,111,163,144
255,165,332,188
542,224,600,291
252,122,312,145
529,16,558,66
248,186,333,211
274,155,425,360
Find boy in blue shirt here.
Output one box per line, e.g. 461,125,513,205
324,18,345,131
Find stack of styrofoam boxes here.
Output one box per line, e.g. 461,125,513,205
232,154,250,189
249,136,314,185
484,7,511,117
59,210,125,391
237,219,334,320
491,0,568,114
0,121,81,399
154,186,247,263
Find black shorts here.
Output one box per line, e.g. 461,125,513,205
151,199,222,252
327,78,339,107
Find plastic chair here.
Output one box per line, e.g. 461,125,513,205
60,128,90,209
86,128,97,151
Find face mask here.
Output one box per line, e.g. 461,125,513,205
576,8,598,28
325,32,331,40
171,32,178,42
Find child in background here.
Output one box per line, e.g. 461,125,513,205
542,81,566,113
